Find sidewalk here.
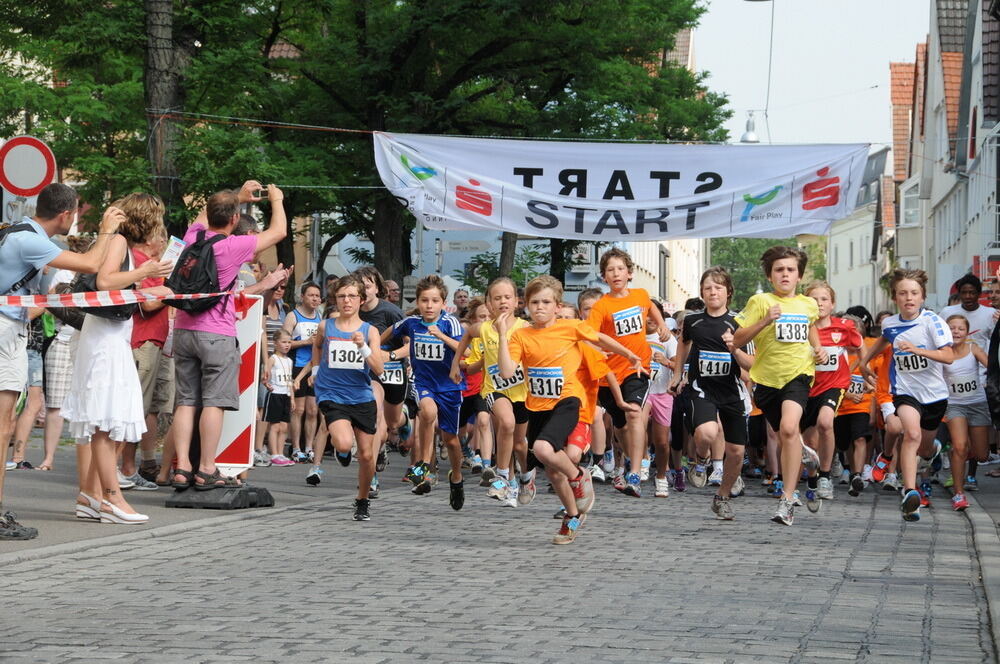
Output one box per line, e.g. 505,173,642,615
0,435,996,663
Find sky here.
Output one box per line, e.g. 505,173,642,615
696,0,932,147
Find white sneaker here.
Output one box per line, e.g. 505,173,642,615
654,477,670,498
791,490,803,507
124,472,159,491
502,481,519,508
708,465,723,486
4,461,15,471
830,455,844,479
640,458,651,482
817,476,834,500
861,464,873,482
730,475,745,498
839,469,851,485
987,453,1000,466
590,464,606,483
881,473,901,491
117,470,135,490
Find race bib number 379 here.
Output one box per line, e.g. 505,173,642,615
527,366,564,399
774,314,809,343
380,360,404,385
612,306,644,337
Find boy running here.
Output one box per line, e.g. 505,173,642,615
732,246,825,526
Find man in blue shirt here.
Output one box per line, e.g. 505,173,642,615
0,183,124,539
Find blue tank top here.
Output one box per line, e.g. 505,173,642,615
291,308,321,367
314,320,374,405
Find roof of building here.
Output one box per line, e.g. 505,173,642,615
268,40,301,59
890,62,915,182
938,0,970,52
942,51,964,155
881,175,896,229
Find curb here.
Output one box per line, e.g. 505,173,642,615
0,496,332,568
958,490,1000,655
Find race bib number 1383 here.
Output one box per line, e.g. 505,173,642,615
774,314,809,343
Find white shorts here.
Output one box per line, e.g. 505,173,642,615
879,401,896,420
0,314,27,393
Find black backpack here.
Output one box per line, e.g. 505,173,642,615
164,229,237,313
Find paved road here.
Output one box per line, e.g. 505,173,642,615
0,437,995,663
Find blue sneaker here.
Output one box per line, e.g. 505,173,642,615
805,488,821,513
335,451,352,467
772,479,784,498
966,476,979,491
623,472,642,497
305,466,325,486
919,480,932,498
901,489,921,521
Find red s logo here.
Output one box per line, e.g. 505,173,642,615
802,167,840,210
456,179,493,216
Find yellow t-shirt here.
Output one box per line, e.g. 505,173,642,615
733,292,819,389
478,317,530,402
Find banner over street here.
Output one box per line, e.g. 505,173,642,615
374,132,870,240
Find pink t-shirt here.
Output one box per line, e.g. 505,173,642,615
174,222,257,337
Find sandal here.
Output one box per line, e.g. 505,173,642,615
193,469,239,491
987,468,1000,478
36,464,53,471
171,468,194,490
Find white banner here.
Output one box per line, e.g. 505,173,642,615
373,132,870,240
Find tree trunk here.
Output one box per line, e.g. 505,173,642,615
549,238,567,281
144,0,186,237
499,232,517,277
374,195,409,283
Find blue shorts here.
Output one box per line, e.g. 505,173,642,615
26,349,43,388
416,387,463,435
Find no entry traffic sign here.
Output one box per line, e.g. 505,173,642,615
0,136,57,197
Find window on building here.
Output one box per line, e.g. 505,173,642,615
849,241,854,269
833,246,839,274
970,107,978,160
658,247,670,302
901,184,919,226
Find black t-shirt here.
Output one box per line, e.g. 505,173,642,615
360,299,405,352
681,310,744,404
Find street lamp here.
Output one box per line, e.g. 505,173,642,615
744,0,775,143
740,112,760,144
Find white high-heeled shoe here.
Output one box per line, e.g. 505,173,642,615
99,500,149,525
75,492,101,521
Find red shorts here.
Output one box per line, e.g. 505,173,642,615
567,422,592,451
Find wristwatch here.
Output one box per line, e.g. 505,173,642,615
389,350,397,361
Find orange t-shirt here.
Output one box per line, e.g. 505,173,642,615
838,339,876,416
873,345,893,406
508,319,600,412
578,343,610,425
586,287,651,382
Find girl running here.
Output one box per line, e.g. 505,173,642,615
943,314,989,511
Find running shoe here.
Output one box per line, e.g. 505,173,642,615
839,469,851,485
848,474,865,497
640,458,651,482
353,498,371,521
920,480,932,500
427,472,439,487
749,467,763,479
817,477,834,501
411,479,431,495
772,497,794,526
487,477,508,500
448,471,464,510
881,473,900,492
292,450,309,464
501,480,519,508
831,455,844,479
518,474,537,505
253,450,271,467
672,468,686,492
861,464,874,482
870,454,891,483
772,479,784,498
117,470,135,490
952,493,970,511
368,475,380,499
916,440,942,474
623,472,642,498
712,494,735,520
590,464,607,483
707,465,723,487
4,461,14,471
125,472,159,491
306,466,324,486
471,455,484,474
966,476,979,491
307,449,315,463
569,470,596,513
654,477,670,498
900,489,921,521
375,447,388,472
730,475,745,498
805,488,821,513
480,465,496,487
270,454,295,467
919,489,931,508
335,451,352,467
553,513,584,545
801,441,820,473
553,507,567,519
687,463,708,489
0,511,38,540
791,491,803,507
612,472,627,493
944,475,955,488
405,464,426,486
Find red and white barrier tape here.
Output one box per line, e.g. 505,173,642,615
0,290,230,308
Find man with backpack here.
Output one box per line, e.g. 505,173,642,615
168,181,287,491
0,182,125,539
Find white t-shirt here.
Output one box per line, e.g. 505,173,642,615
50,269,78,343
939,303,996,354
943,346,987,406
881,309,953,403
646,333,677,395
269,354,293,395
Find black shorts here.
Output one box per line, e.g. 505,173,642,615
670,390,690,451
800,388,845,432
525,397,581,471
460,394,489,425
262,392,291,424
294,373,315,399
486,392,530,424
747,413,767,449
834,412,872,451
318,400,378,435
685,394,748,446
598,374,650,428
893,395,948,432
373,367,409,405
753,374,811,433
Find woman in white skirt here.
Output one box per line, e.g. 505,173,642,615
61,194,172,524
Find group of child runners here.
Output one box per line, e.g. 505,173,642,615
258,244,996,544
